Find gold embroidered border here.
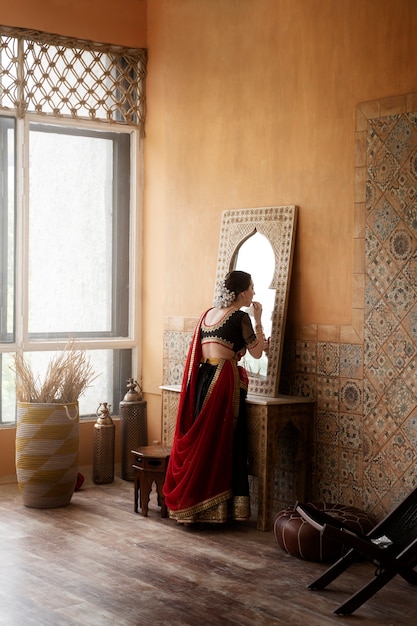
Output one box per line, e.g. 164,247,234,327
169,489,232,520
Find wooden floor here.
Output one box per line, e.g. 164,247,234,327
1,470,416,625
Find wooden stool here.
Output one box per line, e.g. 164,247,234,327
132,445,171,517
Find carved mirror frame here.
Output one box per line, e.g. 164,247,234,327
214,205,298,397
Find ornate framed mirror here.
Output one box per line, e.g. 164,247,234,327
214,205,298,397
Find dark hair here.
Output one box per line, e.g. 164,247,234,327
224,270,252,298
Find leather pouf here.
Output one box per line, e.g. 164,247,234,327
273,502,375,563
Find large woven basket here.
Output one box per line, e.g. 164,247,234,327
16,401,79,509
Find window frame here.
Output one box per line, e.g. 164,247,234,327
0,115,16,344
26,120,132,342
0,110,142,423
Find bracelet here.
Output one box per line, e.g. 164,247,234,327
255,324,264,333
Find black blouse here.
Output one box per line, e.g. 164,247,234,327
201,309,257,354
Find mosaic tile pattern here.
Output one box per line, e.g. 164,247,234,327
317,342,340,376
163,322,194,386
339,412,362,448
315,410,339,446
363,109,417,512
339,380,362,413
277,96,417,515
340,343,363,379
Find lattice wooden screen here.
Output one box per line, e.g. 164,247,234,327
0,25,146,132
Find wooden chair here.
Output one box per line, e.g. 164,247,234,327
295,489,417,616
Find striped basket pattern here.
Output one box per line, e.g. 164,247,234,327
16,402,79,509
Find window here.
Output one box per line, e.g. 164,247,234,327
28,123,130,340
0,27,146,424
0,114,137,423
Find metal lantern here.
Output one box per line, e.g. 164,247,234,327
93,402,115,484
119,378,147,481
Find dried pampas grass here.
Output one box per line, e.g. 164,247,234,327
12,341,97,403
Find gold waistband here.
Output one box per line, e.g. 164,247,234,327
202,358,222,365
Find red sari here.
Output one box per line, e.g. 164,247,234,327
163,311,250,523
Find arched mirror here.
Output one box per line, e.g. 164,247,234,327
214,205,298,397
234,231,275,379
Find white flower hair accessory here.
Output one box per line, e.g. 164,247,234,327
213,280,236,308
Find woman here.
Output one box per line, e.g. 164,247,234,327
163,270,265,524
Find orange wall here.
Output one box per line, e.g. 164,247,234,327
143,0,417,399
0,0,146,47
144,0,417,323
